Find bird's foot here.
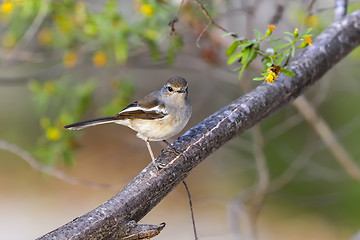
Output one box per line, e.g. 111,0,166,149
163,140,189,160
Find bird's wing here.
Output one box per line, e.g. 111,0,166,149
115,91,167,120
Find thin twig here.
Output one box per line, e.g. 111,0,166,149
192,0,237,38
249,126,269,220
182,180,198,240
168,0,185,35
269,4,284,25
269,137,316,192
168,17,178,35
196,23,210,48
228,200,254,240
231,125,269,240
293,96,360,181
307,0,318,13
265,113,304,140
0,139,123,189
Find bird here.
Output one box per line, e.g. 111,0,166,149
63,76,192,169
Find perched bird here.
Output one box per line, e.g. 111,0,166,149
63,76,192,169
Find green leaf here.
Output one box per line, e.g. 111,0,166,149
283,50,291,66
254,29,262,40
274,53,287,65
104,0,117,14
275,43,291,50
62,148,75,166
235,37,245,42
114,36,128,63
280,68,295,76
301,34,312,38
226,41,239,57
268,38,281,45
299,41,308,48
147,40,160,61
29,80,42,93
76,81,95,115
302,28,312,36
222,32,237,37
240,47,250,65
166,36,183,64
238,46,256,80
253,77,265,81
239,41,254,48
291,45,295,57
265,61,272,68
227,50,243,65
284,36,292,43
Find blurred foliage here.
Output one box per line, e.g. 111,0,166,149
0,0,183,165
28,78,95,165
226,25,312,82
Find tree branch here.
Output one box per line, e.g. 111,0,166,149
37,10,360,240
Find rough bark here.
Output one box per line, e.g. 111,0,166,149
37,9,360,240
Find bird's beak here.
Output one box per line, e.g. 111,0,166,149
177,88,187,93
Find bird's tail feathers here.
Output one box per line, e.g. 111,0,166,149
63,116,117,130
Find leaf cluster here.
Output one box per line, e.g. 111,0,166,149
225,26,312,82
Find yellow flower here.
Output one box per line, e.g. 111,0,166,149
268,24,275,32
265,71,278,83
92,51,107,67
304,36,312,46
265,65,280,83
1,1,13,14
294,28,298,38
63,51,78,68
139,3,154,17
46,127,61,141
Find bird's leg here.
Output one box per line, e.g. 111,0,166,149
163,140,188,160
145,140,166,170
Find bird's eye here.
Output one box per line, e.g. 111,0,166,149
167,86,173,92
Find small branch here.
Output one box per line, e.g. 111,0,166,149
196,23,210,48
228,127,269,240
168,17,178,35
168,0,184,35
192,0,237,38
293,96,360,181
0,139,123,189
228,200,255,240
248,125,269,223
269,4,284,25
182,181,198,240
265,113,303,140
269,138,316,192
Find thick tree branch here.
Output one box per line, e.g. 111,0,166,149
37,10,360,240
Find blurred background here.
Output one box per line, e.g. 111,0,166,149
1,0,360,239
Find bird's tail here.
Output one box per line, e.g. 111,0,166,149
63,116,118,130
